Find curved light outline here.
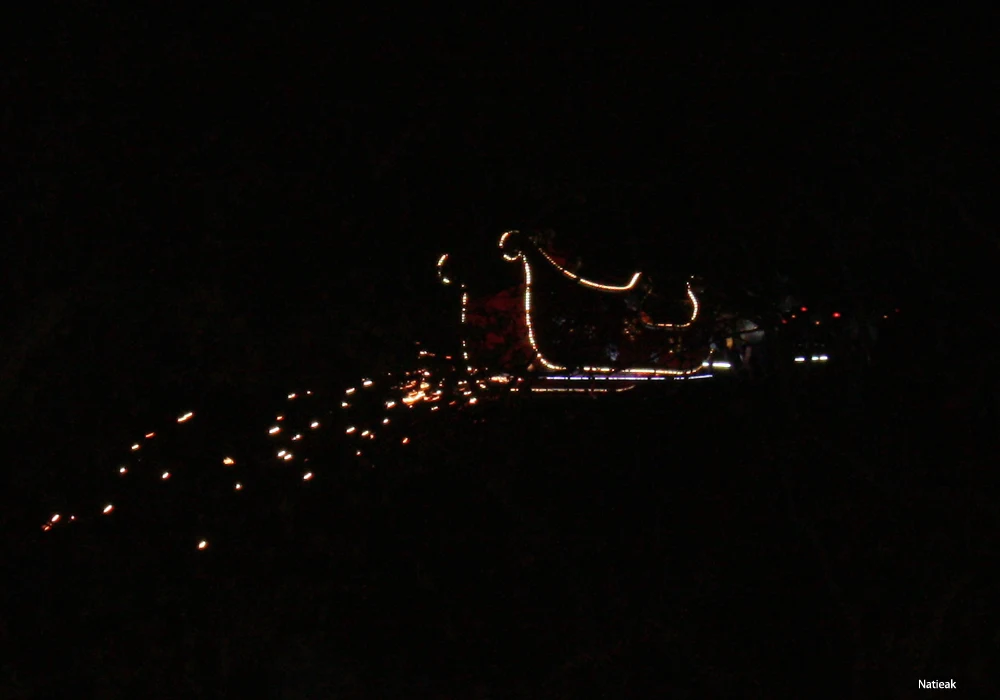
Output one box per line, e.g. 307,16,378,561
504,244,714,376
502,230,643,291
640,280,700,329
437,253,451,285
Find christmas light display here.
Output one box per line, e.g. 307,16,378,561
38,230,893,555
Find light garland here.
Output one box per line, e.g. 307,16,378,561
640,280,700,329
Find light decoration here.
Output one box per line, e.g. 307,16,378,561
303,472,313,481
177,412,194,423
198,540,208,550
269,426,281,434
497,231,715,376
161,471,170,480
437,253,452,284
641,280,700,329
119,466,128,474
310,421,319,428
234,482,243,490
223,457,235,465
145,432,155,438
103,504,114,514
131,444,140,451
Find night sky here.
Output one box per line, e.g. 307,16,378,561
4,8,1000,698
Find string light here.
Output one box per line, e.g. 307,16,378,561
39,231,854,555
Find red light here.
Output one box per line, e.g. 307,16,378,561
832,312,841,318
895,308,900,313
800,306,808,312
781,319,787,324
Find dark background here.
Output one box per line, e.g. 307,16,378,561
3,7,999,698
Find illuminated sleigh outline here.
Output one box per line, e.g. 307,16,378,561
439,231,732,394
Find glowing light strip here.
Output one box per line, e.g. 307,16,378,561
535,247,642,291
437,253,451,284
505,247,716,375
642,281,700,329
518,254,565,370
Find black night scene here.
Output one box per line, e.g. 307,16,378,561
4,8,999,698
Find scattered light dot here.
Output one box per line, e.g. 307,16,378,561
346,388,356,395
234,482,243,490
177,412,194,423
276,416,284,421
342,402,349,408
302,472,313,481
103,504,114,514
356,450,362,456
277,450,287,457
50,514,60,523
198,540,208,550
363,379,373,387
69,515,75,521
283,454,293,461
383,418,390,424
832,312,841,318
162,471,171,480
119,466,128,474
306,390,313,395
42,523,52,532
310,421,320,429
801,306,808,312
292,434,302,441
288,393,297,399
402,437,409,444
386,401,396,409
346,426,356,434
269,426,281,434
361,430,369,437
469,397,478,404
145,432,156,438
223,457,235,465
131,444,140,451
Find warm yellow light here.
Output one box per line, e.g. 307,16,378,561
346,426,356,434
310,421,320,428
269,426,281,434
51,513,60,522
119,466,128,474
177,412,194,423
162,471,171,480
131,444,140,451
223,457,235,465
103,504,114,514
302,472,313,480
292,434,302,441
288,393,297,399
402,437,409,444
283,454,293,461
198,540,208,550
145,432,156,438
234,482,243,490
